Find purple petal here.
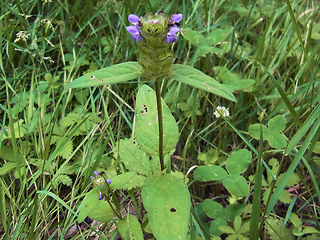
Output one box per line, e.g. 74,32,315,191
167,27,181,43
106,179,111,184
128,14,140,25
94,171,99,176
170,13,182,23
98,192,103,200
126,26,142,42
90,176,94,180
169,26,181,34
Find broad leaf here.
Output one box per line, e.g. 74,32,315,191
267,132,287,149
77,187,116,223
248,124,269,139
68,62,141,88
135,85,179,156
193,166,227,181
141,174,191,240
224,204,245,221
225,149,252,174
268,115,286,132
201,199,224,219
210,218,227,236
118,138,152,176
116,214,143,240
182,28,206,46
110,172,146,190
222,175,249,198
248,117,287,149
172,64,236,102
214,66,254,92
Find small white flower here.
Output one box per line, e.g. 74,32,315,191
214,106,230,118
14,31,30,43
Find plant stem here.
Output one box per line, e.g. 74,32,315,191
155,79,165,172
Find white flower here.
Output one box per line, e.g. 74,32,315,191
214,106,230,118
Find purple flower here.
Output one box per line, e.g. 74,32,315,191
126,25,142,42
99,191,103,200
90,176,94,180
169,13,182,25
107,179,111,184
128,14,141,26
167,26,181,43
94,171,99,176
127,14,142,42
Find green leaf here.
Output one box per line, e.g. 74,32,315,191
267,132,287,149
218,225,235,234
141,174,191,240
268,115,286,132
58,140,73,160
68,62,141,88
197,148,219,165
118,138,152,176
215,66,254,92
225,149,252,174
0,162,17,175
248,117,287,149
182,28,206,46
210,218,227,236
172,64,236,102
224,204,245,221
0,145,24,163
206,28,232,45
233,216,242,232
222,175,249,198
248,124,269,140
1,119,28,140
265,217,295,240
193,166,228,181
110,172,146,190
135,85,179,156
116,214,143,240
201,199,224,219
312,141,320,154
77,187,116,223
52,174,72,188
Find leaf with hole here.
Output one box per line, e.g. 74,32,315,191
118,138,152,176
141,174,191,240
135,85,179,156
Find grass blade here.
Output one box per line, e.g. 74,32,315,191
249,124,263,240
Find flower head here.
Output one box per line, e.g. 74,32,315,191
214,106,230,118
126,12,182,43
